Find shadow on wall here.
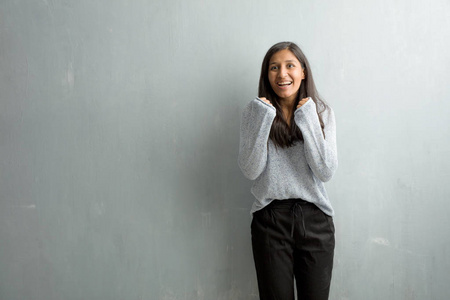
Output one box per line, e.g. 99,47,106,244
148,75,259,298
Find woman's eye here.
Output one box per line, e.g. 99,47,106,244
288,64,295,68
270,66,278,70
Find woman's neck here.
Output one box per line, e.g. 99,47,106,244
279,94,297,110
279,97,297,126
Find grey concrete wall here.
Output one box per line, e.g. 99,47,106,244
1,0,449,299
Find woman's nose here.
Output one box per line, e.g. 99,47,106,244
278,67,288,78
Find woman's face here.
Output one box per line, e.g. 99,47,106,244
268,49,305,103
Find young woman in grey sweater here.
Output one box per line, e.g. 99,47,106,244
238,41,338,300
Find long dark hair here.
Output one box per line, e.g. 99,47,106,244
258,41,329,148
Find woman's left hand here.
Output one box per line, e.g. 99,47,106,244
296,97,309,109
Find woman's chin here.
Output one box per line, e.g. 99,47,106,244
275,92,298,102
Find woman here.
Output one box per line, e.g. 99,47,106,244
238,41,338,300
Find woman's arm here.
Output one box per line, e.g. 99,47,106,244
294,99,338,182
238,98,276,180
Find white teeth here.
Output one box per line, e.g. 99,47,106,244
278,82,292,86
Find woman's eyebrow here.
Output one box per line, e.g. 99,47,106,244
269,60,297,65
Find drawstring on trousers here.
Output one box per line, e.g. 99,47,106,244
291,202,306,238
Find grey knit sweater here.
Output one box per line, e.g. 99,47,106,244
238,97,338,216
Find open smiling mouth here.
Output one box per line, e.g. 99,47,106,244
277,81,292,87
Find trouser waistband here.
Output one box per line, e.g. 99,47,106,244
266,198,315,209
265,198,315,238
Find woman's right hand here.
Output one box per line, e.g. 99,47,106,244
259,97,273,106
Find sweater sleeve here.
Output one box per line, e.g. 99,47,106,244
238,97,276,180
294,98,338,182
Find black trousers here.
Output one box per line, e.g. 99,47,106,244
251,199,335,300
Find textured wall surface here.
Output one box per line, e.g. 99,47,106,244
1,0,449,299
